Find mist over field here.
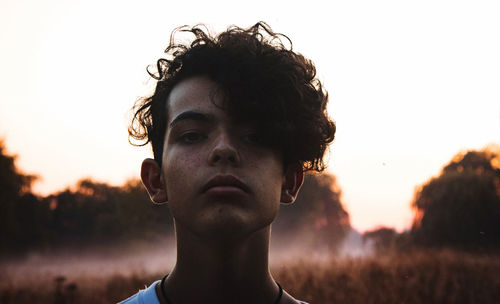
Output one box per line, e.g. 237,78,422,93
1,238,175,286
2,240,500,304
1,227,372,289
0,234,369,304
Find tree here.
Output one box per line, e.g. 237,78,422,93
44,178,173,245
0,140,36,199
411,148,500,250
0,140,39,253
273,173,350,251
363,226,398,252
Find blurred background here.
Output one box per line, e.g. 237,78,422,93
1,0,499,303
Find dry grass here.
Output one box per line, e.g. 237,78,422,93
1,249,500,304
274,249,500,304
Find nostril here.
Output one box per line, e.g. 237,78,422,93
209,147,240,165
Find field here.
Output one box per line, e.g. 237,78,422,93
1,248,500,304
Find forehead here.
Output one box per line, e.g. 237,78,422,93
167,76,223,122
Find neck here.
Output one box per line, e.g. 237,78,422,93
163,223,279,304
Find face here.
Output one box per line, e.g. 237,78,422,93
159,76,289,239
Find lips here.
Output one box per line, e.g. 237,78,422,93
202,175,250,194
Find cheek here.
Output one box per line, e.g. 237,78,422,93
250,157,284,202
162,147,204,199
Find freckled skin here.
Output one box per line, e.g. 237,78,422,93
162,76,284,241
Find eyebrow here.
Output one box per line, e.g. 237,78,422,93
169,111,215,128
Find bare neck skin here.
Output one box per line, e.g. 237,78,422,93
160,222,282,304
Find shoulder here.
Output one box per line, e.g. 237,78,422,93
118,280,161,304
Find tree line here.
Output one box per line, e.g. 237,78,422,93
2,139,499,255
0,140,350,255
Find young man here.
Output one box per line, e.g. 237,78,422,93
122,22,335,304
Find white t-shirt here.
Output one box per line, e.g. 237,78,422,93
118,280,310,304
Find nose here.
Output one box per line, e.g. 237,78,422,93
208,131,240,166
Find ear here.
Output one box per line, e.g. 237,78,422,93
141,158,168,204
280,165,304,204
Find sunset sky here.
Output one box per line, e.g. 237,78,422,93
1,0,499,232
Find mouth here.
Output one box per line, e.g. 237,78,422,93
202,175,250,195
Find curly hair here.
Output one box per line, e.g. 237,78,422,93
129,22,335,172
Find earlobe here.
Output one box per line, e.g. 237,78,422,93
140,158,168,204
280,166,304,204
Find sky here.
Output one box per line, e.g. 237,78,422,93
1,0,499,232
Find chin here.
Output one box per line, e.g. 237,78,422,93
197,208,273,241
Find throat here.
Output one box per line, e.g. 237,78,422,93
163,224,278,303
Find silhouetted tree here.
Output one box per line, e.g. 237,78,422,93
44,178,173,245
274,173,350,251
411,148,500,251
0,140,40,253
363,227,398,252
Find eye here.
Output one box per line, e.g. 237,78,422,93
178,131,205,144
